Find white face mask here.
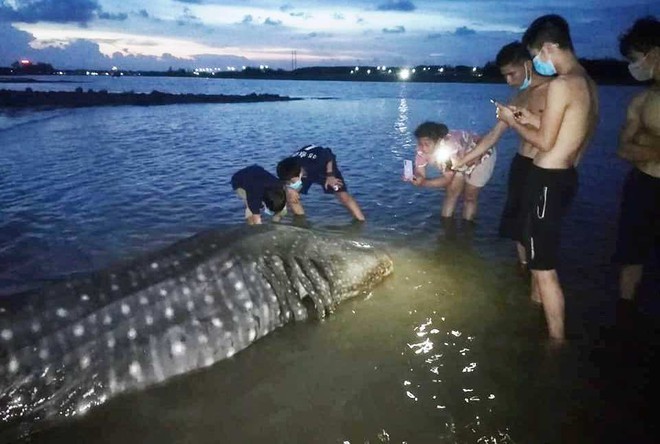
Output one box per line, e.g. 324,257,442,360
628,56,653,82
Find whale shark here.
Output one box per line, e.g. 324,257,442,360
0,224,393,438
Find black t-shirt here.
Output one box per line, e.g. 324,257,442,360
290,145,335,181
230,164,281,214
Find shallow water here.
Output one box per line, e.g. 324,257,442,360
0,77,658,443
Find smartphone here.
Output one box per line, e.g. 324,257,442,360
403,159,413,180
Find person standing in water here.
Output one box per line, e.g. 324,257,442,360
496,15,599,341
407,121,496,221
613,17,660,319
454,41,550,276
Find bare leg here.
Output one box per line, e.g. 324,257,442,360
336,192,365,221
530,273,541,304
516,242,527,268
533,269,565,340
462,183,481,221
442,174,465,218
619,264,643,301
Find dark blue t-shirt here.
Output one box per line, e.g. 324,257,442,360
290,145,335,181
230,165,281,214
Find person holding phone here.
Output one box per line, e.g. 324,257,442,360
495,15,599,341
453,41,551,276
405,121,496,221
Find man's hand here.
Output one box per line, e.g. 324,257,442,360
324,175,343,190
411,176,426,187
495,103,517,125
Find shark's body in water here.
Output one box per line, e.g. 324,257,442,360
0,224,392,438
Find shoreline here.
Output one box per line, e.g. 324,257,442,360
0,88,301,109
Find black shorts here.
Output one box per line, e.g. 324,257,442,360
522,165,578,270
301,166,347,195
499,153,533,242
613,168,660,265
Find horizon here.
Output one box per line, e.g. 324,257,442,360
1,1,658,72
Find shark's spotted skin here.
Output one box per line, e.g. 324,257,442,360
0,224,392,437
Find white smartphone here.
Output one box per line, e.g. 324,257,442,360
403,159,413,180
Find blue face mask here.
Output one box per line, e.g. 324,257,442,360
533,53,556,76
287,179,303,191
519,63,531,90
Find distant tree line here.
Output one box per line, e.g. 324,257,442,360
0,58,640,85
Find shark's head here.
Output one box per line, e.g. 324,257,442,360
315,237,394,301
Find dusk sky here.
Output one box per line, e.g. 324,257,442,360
0,0,658,71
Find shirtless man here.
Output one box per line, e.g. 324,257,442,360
455,41,550,274
496,15,599,341
614,17,660,313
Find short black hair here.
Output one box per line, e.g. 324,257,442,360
522,14,574,52
276,157,302,181
619,16,660,58
496,41,531,68
414,121,448,141
263,186,286,213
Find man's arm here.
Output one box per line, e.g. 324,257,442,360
617,92,660,162
498,78,569,152
411,165,454,187
285,188,305,215
456,121,507,167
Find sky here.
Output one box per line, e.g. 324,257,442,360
0,0,658,71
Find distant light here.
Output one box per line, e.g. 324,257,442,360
439,67,444,73
20,59,31,65
472,67,477,72
411,68,416,74
366,69,371,74
388,69,392,74
242,66,246,70
398,69,410,81
355,66,359,71
111,66,118,71
350,70,354,74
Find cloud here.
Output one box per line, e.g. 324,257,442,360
241,15,253,24
264,17,282,26
304,32,333,39
333,13,345,20
173,0,203,4
176,7,200,25
382,25,405,34
280,4,294,12
0,0,101,24
376,0,415,12
0,23,252,71
98,12,128,21
453,26,476,36
137,10,149,19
